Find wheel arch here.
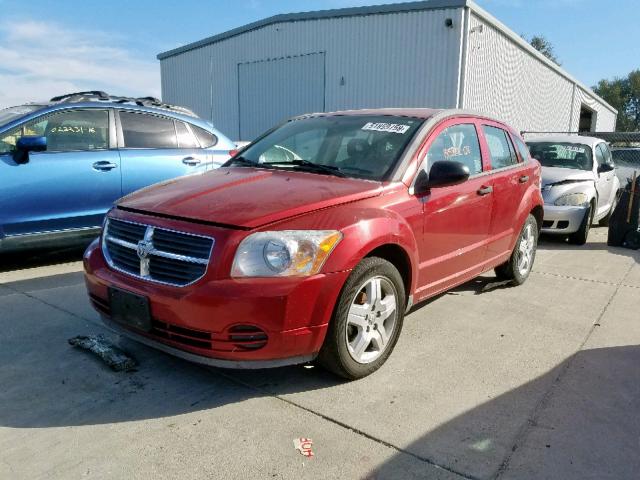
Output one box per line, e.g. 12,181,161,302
364,243,413,305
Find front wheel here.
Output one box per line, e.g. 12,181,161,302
568,204,593,245
494,214,538,285
317,257,405,380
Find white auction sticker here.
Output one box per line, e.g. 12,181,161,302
362,122,410,134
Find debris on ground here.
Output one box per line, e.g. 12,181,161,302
68,334,137,372
293,438,314,458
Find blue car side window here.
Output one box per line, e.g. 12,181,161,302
0,109,109,154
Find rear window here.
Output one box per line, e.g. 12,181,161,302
236,115,424,181
527,142,593,171
120,112,177,149
483,125,518,169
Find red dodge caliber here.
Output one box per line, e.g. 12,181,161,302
84,109,543,379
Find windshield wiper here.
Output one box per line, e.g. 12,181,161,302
265,159,347,177
223,156,274,169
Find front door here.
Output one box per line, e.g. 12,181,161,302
0,108,120,236
416,120,493,299
595,143,615,216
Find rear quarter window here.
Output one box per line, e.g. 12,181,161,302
192,125,218,148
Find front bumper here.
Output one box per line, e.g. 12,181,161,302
541,204,588,234
84,239,350,367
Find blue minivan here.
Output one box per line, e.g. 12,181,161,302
0,92,235,252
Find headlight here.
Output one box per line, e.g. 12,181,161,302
231,230,342,277
554,192,589,207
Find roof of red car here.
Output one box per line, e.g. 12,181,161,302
301,108,444,120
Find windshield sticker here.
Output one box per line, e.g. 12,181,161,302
362,122,410,134
563,145,586,154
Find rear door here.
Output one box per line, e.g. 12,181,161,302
417,119,493,297
117,110,209,195
0,108,120,236
478,123,531,264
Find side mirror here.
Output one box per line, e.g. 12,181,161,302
414,160,471,194
597,163,614,173
13,136,47,164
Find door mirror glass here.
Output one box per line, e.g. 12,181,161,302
414,160,470,194
14,135,47,164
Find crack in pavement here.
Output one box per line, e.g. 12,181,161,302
214,370,478,480
494,261,637,479
532,268,640,289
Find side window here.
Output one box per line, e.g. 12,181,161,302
594,144,605,167
514,136,531,162
120,111,177,149
0,109,109,153
191,125,217,148
176,121,199,148
599,143,613,165
482,125,518,169
424,123,482,175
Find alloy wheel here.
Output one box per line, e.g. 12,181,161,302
345,276,398,364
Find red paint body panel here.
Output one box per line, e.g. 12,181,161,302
117,167,382,229
83,109,543,367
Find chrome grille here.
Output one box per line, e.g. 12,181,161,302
103,218,214,286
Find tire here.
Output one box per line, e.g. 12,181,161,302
317,257,405,380
494,214,538,285
568,203,593,245
599,191,618,226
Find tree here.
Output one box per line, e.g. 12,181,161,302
529,35,561,66
593,70,640,132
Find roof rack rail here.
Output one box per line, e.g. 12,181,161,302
49,91,198,118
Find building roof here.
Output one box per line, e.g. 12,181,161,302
157,0,467,60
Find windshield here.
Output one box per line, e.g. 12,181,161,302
526,141,593,171
231,115,424,181
0,105,40,128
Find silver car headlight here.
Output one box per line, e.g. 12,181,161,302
554,192,589,207
231,230,342,277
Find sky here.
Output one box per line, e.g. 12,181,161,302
0,0,637,108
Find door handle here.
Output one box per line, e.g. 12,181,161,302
477,185,493,196
92,161,117,171
182,157,201,166
518,175,529,183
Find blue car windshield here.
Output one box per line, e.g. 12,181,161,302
0,105,40,128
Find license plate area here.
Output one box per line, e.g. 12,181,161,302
109,287,151,332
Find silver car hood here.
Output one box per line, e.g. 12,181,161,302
542,167,594,187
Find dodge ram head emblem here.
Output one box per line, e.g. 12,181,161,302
136,240,153,260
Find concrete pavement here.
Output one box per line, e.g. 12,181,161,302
0,227,638,479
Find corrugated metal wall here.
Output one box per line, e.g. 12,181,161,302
161,8,464,140
462,13,617,133
238,53,326,139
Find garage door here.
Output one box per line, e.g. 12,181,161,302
238,52,325,141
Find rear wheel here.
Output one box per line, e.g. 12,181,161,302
494,214,538,285
317,257,405,380
568,203,593,245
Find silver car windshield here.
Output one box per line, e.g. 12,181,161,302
0,105,40,128
527,142,593,171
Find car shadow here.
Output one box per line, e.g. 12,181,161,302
0,242,89,273
370,345,640,479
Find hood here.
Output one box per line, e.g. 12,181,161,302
542,166,594,187
117,167,383,229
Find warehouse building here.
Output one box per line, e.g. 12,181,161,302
157,0,617,141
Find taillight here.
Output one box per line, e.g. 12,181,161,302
229,149,239,157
